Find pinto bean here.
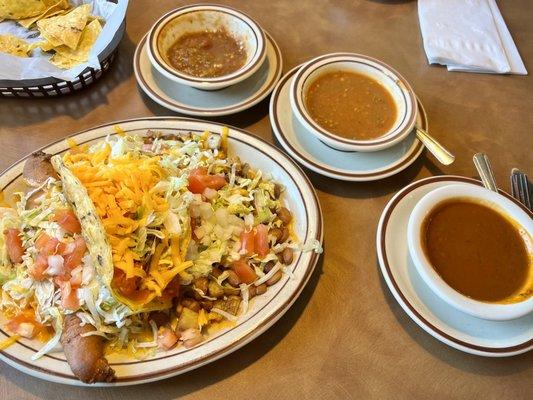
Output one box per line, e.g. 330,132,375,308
227,270,241,287
273,184,282,199
255,284,267,295
264,261,276,274
270,228,282,243
280,227,290,243
281,247,294,265
266,270,282,286
276,207,292,225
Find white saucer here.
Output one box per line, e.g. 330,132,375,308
376,175,533,357
134,31,283,117
269,65,426,181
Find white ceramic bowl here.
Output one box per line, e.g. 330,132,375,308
407,183,533,321
147,4,267,91
290,53,418,152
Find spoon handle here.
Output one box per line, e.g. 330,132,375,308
510,168,532,211
473,153,498,192
415,128,455,166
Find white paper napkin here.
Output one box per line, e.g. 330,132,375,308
418,0,527,75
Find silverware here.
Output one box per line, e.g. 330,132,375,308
473,153,498,192
510,168,532,211
415,125,455,166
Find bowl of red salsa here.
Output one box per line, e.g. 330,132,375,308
147,4,267,91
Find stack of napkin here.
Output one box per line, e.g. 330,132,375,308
418,0,527,74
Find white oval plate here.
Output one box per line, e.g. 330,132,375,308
269,65,426,181
0,117,323,386
376,175,533,357
134,31,282,117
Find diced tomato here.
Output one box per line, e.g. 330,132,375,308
58,280,79,310
158,326,178,350
204,175,226,190
187,168,226,194
29,253,48,281
254,224,269,258
35,233,52,251
112,268,152,303
112,269,137,295
232,259,258,285
62,237,86,270
35,233,66,255
70,268,82,286
51,209,81,234
239,230,255,256
188,173,206,194
6,309,44,339
4,228,24,264
41,237,60,256
126,289,152,303
56,241,67,255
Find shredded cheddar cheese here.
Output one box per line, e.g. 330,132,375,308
0,334,20,351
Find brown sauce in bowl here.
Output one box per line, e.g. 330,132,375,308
422,199,532,303
167,30,247,78
305,71,397,140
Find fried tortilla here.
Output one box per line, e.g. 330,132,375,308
0,0,46,20
0,34,33,57
49,19,101,69
36,3,91,50
17,0,70,29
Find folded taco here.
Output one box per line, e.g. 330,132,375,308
51,155,174,313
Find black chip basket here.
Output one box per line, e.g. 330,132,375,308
0,2,125,98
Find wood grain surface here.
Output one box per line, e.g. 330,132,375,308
1,1,532,399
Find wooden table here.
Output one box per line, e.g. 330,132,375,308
1,1,532,399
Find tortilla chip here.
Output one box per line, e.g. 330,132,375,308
0,34,33,57
39,28,63,47
88,14,105,24
50,19,102,69
17,0,70,29
0,0,46,20
36,39,55,52
37,3,91,50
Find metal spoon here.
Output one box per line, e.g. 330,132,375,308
473,153,498,192
415,125,455,166
510,168,532,211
